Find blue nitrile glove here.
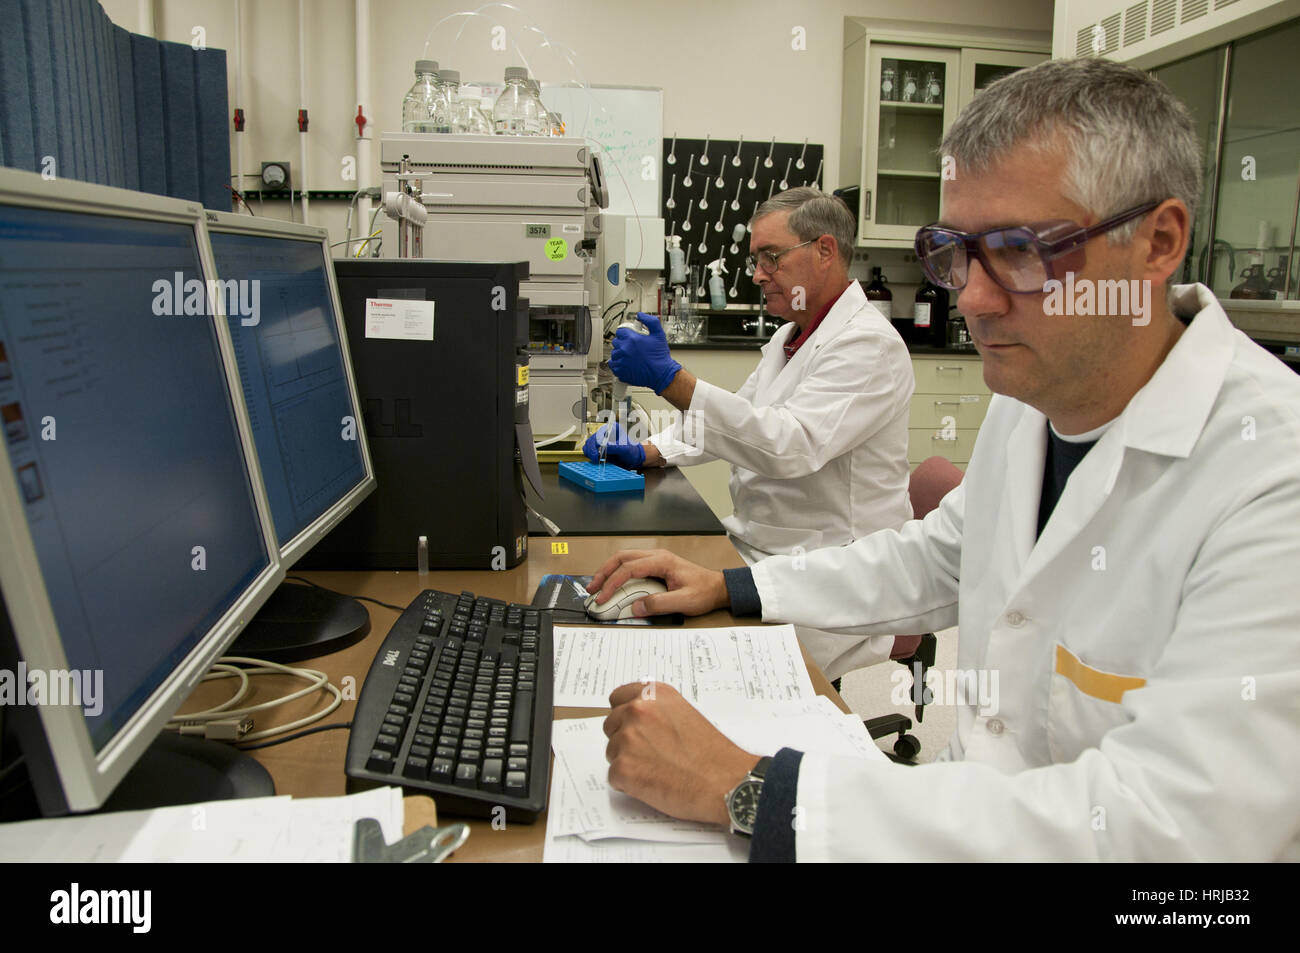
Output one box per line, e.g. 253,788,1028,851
610,312,683,394
582,423,647,469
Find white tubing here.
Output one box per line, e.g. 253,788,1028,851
232,0,244,205
137,0,154,36
297,0,309,223
534,424,579,449
355,0,372,232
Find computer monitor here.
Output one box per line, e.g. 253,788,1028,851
0,168,284,816
203,213,376,661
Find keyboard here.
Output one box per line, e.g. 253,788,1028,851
345,589,553,822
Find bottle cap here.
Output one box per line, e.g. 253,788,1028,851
504,66,528,82
416,59,439,74
439,69,459,85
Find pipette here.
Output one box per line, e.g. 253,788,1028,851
600,379,629,468
602,317,648,467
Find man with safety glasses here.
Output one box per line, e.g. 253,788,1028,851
588,57,1300,860
587,187,915,679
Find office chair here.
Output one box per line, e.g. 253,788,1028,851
860,456,964,763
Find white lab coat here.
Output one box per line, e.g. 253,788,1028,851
649,280,914,677
751,284,1300,861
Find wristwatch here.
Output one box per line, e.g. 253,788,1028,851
724,756,772,837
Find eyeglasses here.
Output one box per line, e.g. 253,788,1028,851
745,240,814,275
913,201,1160,294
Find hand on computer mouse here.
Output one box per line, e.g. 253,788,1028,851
582,423,646,469
584,576,668,621
587,549,729,618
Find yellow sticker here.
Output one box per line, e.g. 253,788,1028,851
544,237,568,261
551,541,568,555
517,365,529,387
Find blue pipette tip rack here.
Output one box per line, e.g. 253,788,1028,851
558,460,645,493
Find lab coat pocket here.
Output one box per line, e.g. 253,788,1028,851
1046,643,1146,764
741,519,824,558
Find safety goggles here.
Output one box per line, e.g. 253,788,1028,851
913,201,1160,294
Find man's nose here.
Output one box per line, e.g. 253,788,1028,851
955,257,1009,320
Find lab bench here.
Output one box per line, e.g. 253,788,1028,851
524,464,725,537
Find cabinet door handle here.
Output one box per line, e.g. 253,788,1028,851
863,189,872,220
932,399,961,407
935,365,964,373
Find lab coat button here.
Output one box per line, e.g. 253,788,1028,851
1006,610,1026,627
987,718,1005,736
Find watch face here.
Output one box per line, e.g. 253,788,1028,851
728,779,762,834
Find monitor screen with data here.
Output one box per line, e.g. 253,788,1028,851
206,221,372,563
0,170,281,814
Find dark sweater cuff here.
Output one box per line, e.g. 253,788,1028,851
748,747,803,863
723,567,762,616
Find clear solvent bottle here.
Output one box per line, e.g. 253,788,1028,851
401,60,441,133
494,67,544,136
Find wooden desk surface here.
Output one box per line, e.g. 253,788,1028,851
193,535,845,862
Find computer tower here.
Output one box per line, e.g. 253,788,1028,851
300,259,542,569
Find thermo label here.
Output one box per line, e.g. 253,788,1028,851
364,298,435,341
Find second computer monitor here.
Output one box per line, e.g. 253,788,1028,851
204,213,374,565
204,213,375,661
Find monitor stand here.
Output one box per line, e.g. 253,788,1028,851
98,732,275,812
227,580,371,663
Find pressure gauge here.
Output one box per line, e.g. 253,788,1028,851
260,161,291,192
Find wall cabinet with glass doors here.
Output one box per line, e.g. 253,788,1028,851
841,26,1047,248
1153,17,1300,304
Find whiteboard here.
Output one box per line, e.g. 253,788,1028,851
539,85,663,220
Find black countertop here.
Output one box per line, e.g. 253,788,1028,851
525,464,726,537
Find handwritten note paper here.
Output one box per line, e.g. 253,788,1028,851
551,624,813,708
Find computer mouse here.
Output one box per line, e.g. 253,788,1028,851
584,577,669,622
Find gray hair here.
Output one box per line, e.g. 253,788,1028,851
940,57,1202,243
751,187,856,267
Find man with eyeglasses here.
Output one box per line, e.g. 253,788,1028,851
587,186,915,679
588,58,1300,860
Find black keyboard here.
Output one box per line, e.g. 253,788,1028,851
345,589,552,822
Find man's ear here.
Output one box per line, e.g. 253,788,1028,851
1142,199,1190,287
819,235,838,268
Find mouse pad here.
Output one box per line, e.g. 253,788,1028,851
531,574,684,626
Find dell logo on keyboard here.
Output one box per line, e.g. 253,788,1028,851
382,649,400,667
